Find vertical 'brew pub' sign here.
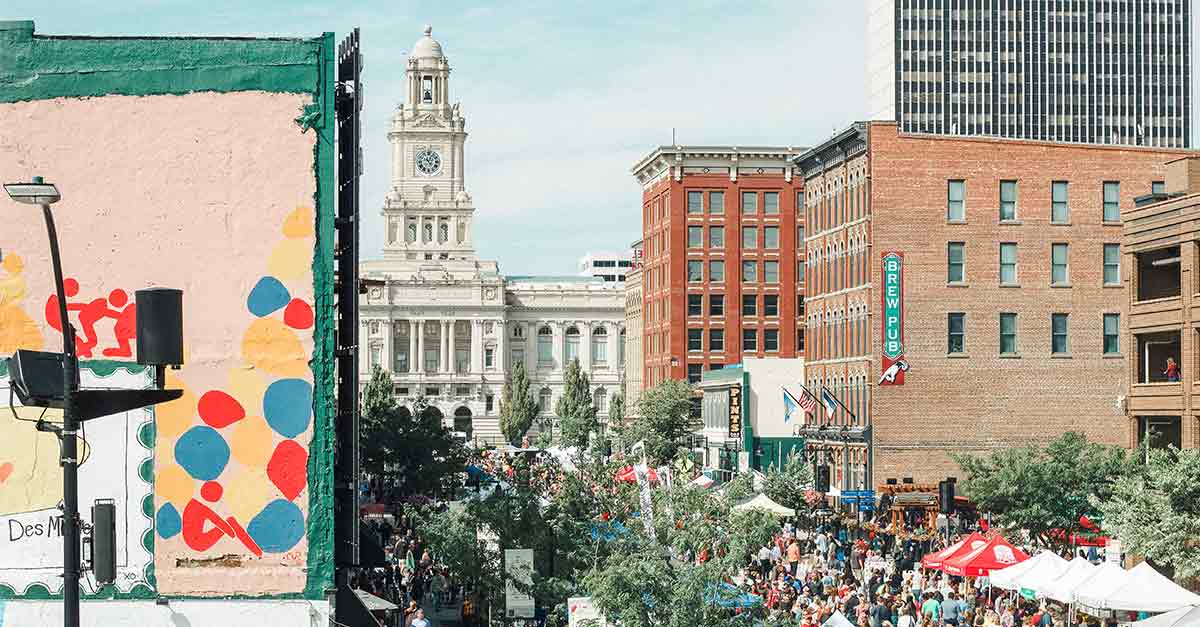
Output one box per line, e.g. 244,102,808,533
879,252,909,385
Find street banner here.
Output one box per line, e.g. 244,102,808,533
505,548,535,618
634,464,656,541
568,596,608,627
880,252,909,385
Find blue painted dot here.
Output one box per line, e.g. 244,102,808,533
174,426,230,481
156,503,182,539
247,276,290,317
246,499,305,553
263,378,312,438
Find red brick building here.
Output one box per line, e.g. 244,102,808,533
793,121,1191,490
631,147,805,387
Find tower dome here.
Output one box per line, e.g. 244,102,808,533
410,25,444,60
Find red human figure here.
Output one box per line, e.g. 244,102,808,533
102,289,136,358
180,481,263,556
45,277,87,343
75,296,121,358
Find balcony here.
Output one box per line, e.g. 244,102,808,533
1136,330,1181,384
1136,246,1181,303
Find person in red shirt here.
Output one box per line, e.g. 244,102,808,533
1165,357,1181,382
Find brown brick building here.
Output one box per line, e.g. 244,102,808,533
1123,157,1200,451
631,147,805,387
793,121,1191,490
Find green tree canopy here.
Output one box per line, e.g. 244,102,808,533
953,431,1131,548
556,358,598,450
609,380,626,427
763,450,814,513
1095,447,1200,582
500,361,538,445
626,379,699,464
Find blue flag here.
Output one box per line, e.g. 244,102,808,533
783,389,798,423
820,388,839,418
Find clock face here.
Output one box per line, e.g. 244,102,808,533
415,148,442,176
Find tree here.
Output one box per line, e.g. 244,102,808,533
1095,447,1200,582
763,450,813,512
627,379,699,464
953,431,1131,548
500,361,538,445
609,380,626,426
361,365,401,480
556,358,598,449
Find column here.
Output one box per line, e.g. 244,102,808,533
415,320,424,374
448,319,458,374
524,322,536,374
496,319,508,373
410,320,419,373
441,320,451,374
384,320,394,373
609,323,621,371
551,322,564,370
580,321,593,373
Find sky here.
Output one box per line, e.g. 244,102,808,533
5,1,866,275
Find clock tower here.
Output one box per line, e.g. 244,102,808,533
383,25,475,261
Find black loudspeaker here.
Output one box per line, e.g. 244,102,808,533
135,288,183,367
91,499,116,585
939,479,956,514
816,465,831,492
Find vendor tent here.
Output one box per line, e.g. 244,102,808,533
1069,561,1129,609
823,611,856,627
733,493,796,517
991,551,1067,591
1041,557,1099,603
943,534,1029,577
921,532,987,571
1011,553,1072,598
689,473,715,489
1130,606,1200,627
1079,562,1200,613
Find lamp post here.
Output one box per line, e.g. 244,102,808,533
4,177,81,627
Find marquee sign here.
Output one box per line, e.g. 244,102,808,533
879,252,909,385
728,385,742,436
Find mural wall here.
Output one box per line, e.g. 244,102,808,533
0,20,334,609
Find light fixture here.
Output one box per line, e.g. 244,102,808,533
4,178,61,205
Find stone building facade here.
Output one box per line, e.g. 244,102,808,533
624,240,645,415
359,27,624,444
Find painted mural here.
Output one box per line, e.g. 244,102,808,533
0,87,326,597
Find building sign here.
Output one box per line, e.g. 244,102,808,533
879,252,909,385
728,385,742,435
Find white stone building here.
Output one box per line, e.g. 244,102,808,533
359,27,625,444
578,251,633,282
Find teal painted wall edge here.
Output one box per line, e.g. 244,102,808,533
0,21,325,103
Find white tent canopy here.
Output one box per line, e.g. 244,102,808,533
1013,553,1074,597
733,493,796,517
1130,606,1200,627
823,611,855,627
1080,562,1200,613
991,551,1067,591
1041,557,1099,603
1072,562,1130,609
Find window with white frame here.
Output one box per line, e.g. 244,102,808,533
592,327,608,365
537,326,553,365
566,326,580,363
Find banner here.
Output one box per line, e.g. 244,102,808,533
505,548,535,618
728,385,742,436
634,464,656,541
879,251,909,385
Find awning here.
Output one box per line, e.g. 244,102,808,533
733,493,795,517
1130,605,1200,627
354,588,399,612
921,532,986,571
990,551,1067,591
1040,557,1099,603
942,534,1029,577
1078,562,1200,613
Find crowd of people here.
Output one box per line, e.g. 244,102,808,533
352,512,467,627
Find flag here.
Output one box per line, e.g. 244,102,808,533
794,386,818,415
820,388,838,418
783,390,798,423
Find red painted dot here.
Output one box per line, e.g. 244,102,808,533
197,390,245,429
200,481,223,502
283,298,313,330
266,440,309,501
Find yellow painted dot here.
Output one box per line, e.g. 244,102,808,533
155,383,196,440
2,253,24,275
282,206,315,239
228,366,266,412
0,307,44,353
229,415,274,468
241,318,309,377
224,466,277,523
267,237,311,281
156,462,195,508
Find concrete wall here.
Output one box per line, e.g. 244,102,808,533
0,20,335,615
742,357,805,439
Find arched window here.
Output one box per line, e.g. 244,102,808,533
513,325,524,339
423,222,433,242
537,326,554,365
565,326,581,363
456,220,466,243
407,222,418,243
539,387,553,414
439,222,449,243
592,326,608,366
594,388,607,414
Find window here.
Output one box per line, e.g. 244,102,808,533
539,388,553,413
764,329,779,352
594,389,607,413
999,313,1017,354
796,327,805,352
710,363,724,371
688,328,703,352
742,191,757,214
1137,330,1181,383
948,313,965,354
742,260,757,282
485,394,494,412
1103,181,1121,222
422,76,433,102
742,227,757,248
742,295,757,316
484,347,495,368
1103,314,1120,354
743,328,758,351
537,326,553,364
370,345,381,369
1103,244,1120,285
1000,180,1017,220
947,180,965,221
797,259,805,282
1000,243,1018,285
1051,243,1069,285
764,295,779,316
565,326,580,362
1138,416,1182,450
1136,246,1181,301
797,294,805,315
688,226,703,248
426,386,441,397
687,191,703,214
1052,181,1069,223
710,260,725,282
687,294,705,316
947,242,965,283
1152,181,1166,195
764,226,779,249
687,364,703,384
688,260,703,282
709,226,724,248
511,348,525,367
709,294,724,316
764,261,779,283
709,328,724,351
1051,313,1069,354
456,385,471,397
592,327,608,365
797,225,806,243
764,192,780,214
710,191,725,214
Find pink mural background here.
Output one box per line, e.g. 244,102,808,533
0,91,318,595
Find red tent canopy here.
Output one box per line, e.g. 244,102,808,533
942,534,1029,577
614,465,659,484
921,532,987,571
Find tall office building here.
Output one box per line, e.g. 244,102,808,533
866,0,1192,148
